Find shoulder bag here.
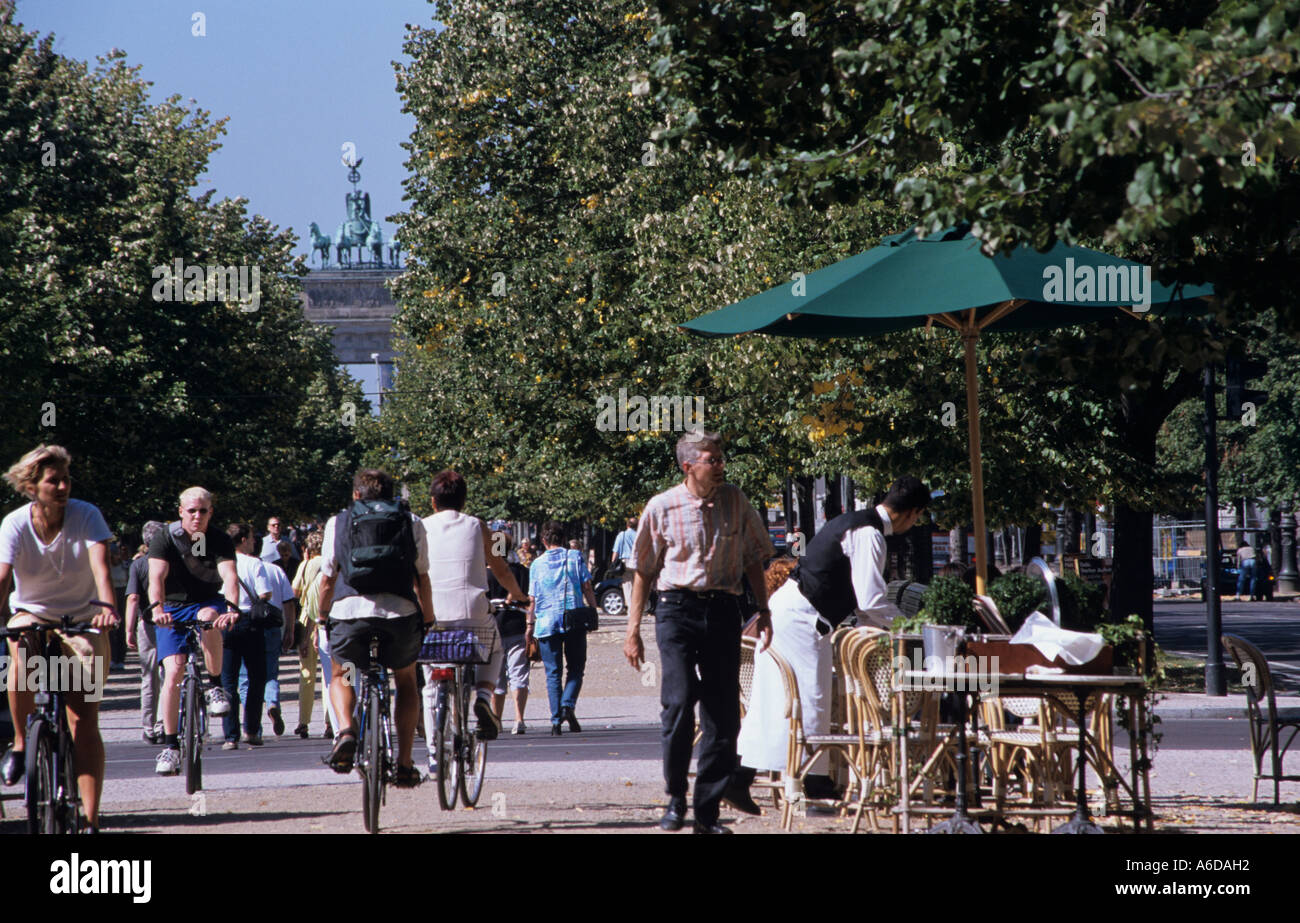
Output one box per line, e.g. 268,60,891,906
558,552,599,633
237,575,284,630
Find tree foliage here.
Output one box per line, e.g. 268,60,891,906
0,11,365,532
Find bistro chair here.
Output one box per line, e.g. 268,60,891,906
1221,633,1300,804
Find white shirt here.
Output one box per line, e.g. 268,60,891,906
840,505,904,626
422,509,489,623
234,552,272,612
320,511,427,621
265,561,296,608
259,534,281,563
0,499,113,621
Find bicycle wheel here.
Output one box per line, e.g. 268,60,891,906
24,718,56,835
458,683,487,807
59,726,80,834
364,683,382,834
434,685,459,810
183,676,202,795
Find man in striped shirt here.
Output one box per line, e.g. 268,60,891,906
624,431,773,834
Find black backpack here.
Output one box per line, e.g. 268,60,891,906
343,498,417,594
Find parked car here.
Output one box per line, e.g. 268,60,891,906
595,575,626,616
1201,549,1275,601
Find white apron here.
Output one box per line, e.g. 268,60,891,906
737,579,834,773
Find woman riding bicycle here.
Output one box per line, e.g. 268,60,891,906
0,445,119,832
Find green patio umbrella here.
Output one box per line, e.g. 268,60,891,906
682,225,1214,592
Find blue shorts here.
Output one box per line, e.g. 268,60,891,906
156,598,225,660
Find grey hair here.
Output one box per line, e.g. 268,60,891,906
676,430,723,467
141,520,166,546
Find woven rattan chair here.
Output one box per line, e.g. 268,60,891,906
1222,633,1300,803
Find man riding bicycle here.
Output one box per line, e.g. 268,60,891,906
147,487,241,775
0,445,119,831
317,468,435,788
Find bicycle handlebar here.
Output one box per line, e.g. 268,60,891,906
0,599,118,639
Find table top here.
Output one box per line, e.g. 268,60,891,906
900,670,1148,691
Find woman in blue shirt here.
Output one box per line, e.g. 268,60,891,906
525,522,596,736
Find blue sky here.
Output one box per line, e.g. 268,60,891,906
14,0,437,263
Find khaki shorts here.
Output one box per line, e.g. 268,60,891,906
5,612,111,702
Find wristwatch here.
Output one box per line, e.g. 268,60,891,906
756,607,772,615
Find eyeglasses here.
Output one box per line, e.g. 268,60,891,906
695,456,725,466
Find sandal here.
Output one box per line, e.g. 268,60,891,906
321,730,357,774
393,764,422,789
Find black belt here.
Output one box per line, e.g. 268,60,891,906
658,589,742,603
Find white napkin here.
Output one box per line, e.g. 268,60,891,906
1009,612,1105,666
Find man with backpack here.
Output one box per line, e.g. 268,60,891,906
316,469,434,788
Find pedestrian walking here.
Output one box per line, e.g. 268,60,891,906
487,532,531,734
238,538,297,737
292,531,335,738
125,520,168,742
527,522,597,736
611,515,638,613
623,431,774,834
223,523,271,748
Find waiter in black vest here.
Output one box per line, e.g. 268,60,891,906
733,476,930,803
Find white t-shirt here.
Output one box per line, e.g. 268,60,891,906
259,534,281,563
234,552,272,612
266,561,295,608
320,510,427,621
0,499,113,621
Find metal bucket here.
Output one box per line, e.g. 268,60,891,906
922,624,965,669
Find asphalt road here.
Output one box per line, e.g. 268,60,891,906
1151,598,1300,688
104,722,662,782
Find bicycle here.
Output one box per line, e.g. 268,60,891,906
0,599,116,834
175,618,219,796
353,633,396,834
419,620,499,811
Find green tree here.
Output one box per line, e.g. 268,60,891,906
0,12,365,533
652,0,1300,626
385,1,1137,537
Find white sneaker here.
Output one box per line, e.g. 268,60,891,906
205,686,232,716
155,748,182,775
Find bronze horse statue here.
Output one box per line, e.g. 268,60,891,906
308,222,331,267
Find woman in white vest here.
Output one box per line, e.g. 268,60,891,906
421,470,527,752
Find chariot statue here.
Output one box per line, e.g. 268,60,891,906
310,150,401,269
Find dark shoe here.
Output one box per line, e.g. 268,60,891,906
550,724,562,736
693,820,733,834
1,748,24,786
322,730,357,773
268,706,285,736
394,764,422,788
474,696,500,741
244,731,264,747
561,706,581,733
722,783,762,816
294,724,309,739
323,726,334,741
660,797,686,831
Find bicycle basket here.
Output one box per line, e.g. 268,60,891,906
418,625,495,664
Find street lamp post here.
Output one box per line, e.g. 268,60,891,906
371,351,383,410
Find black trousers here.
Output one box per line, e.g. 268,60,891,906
654,591,743,825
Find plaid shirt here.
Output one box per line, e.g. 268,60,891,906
633,482,773,594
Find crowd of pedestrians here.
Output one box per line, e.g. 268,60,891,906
2,430,901,833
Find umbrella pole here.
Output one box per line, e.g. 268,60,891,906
962,329,989,595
